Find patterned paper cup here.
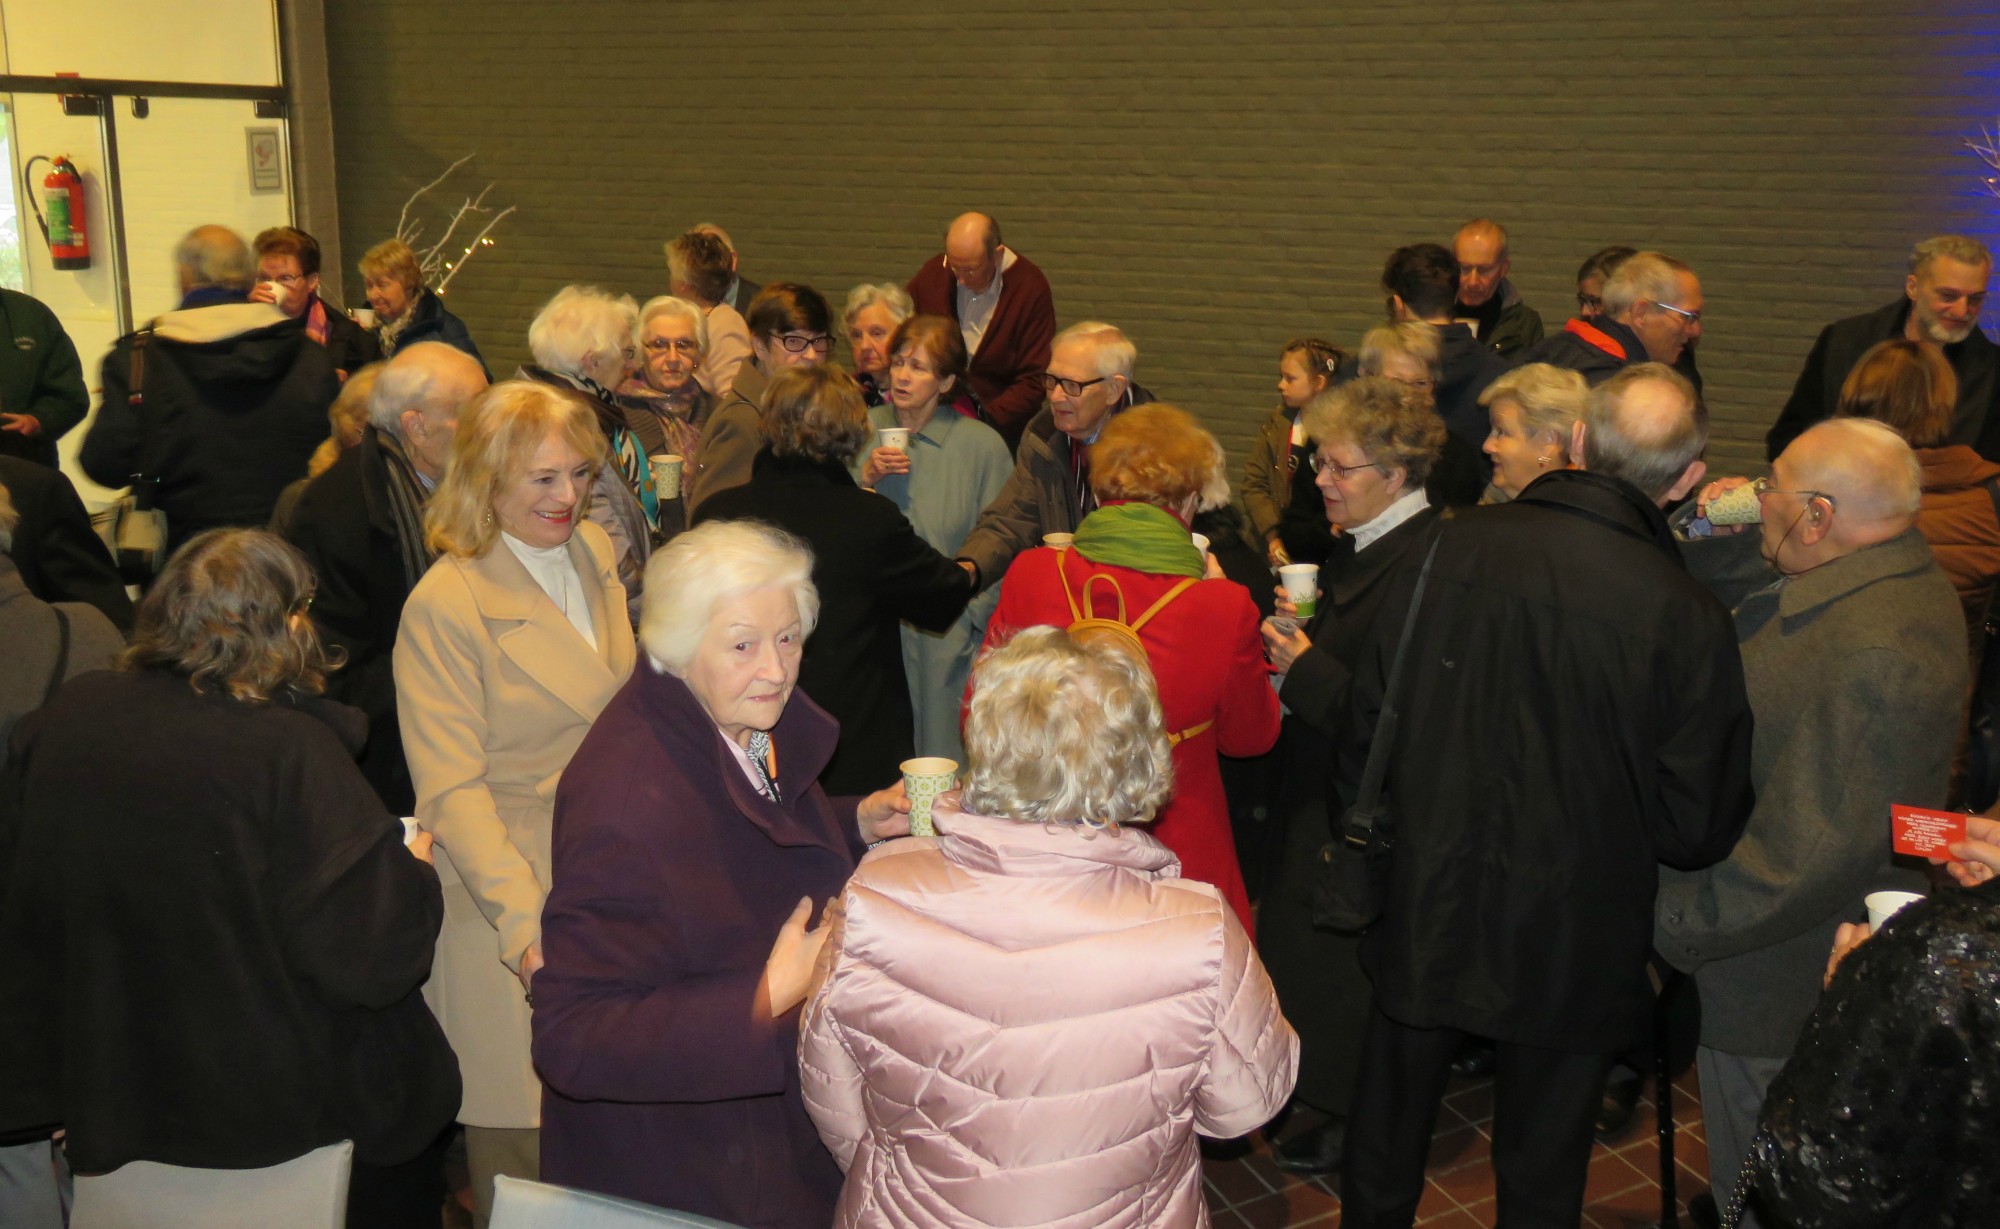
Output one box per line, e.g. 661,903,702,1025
1706,483,1763,526
649,454,684,500
900,756,959,838
1042,533,1074,549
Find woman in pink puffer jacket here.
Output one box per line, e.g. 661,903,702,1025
800,626,1298,1228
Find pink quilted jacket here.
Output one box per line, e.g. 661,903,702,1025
799,797,1298,1228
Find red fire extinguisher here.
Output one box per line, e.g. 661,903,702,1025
23,155,90,270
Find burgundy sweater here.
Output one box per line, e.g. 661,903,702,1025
907,250,1057,448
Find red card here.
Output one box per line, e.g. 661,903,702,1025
1892,804,1966,858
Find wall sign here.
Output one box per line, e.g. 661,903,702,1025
246,127,282,194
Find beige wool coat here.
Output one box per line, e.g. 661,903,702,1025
394,520,636,1127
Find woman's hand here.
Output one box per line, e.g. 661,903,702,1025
761,897,831,1018
1266,537,1292,571
859,446,911,487
1261,618,1312,674
1204,550,1225,580
407,830,436,864
1696,477,1753,536
519,941,545,994
857,781,913,843
1824,921,1872,987
1935,814,2000,888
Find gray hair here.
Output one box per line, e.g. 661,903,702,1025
692,221,735,253
0,479,16,553
1911,235,1992,276
842,283,914,332
1580,363,1706,501
1601,252,1693,319
639,520,820,677
1358,322,1442,382
174,225,255,292
529,285,639,386
1052,321,1136,381
636,295,709,354
1480,363,1590,443
368,342,488,437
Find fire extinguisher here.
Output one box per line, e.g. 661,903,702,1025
23,155,90,270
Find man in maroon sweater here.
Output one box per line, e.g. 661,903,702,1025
907,212,1057,450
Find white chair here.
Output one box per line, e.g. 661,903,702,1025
490,1175,749,1228
68,1139,352,1229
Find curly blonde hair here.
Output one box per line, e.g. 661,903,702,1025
425,380,608,558
1301,376,1447,488
962,626,1174,829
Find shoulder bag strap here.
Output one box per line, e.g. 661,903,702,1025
125,329,159,494
45,606,72,704
1345,523,1448,848
1128,576,1200,634
1054,547,1085,623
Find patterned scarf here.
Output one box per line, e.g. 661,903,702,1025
373,428,436,592
746,729,782,803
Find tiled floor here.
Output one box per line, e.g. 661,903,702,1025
1203,1071,1710,1228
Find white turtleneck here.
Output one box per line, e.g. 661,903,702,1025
501,531,597,650
1349,489,1430,553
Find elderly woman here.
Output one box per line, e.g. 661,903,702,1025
842,282,913,407
1358,321,1486,506
852,315,1012,761
533,519,911,1226
617,294,713,473
1480,362,1590,501
2,529,458,1229
359,237,487,371
696,364,973,794
520,285,655,616
394,380,637,1226
688,282,835,510
1255,376,1447,1175
800,626,1298,1228
981,402,1280,927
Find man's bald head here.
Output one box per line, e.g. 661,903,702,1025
944,212,1003,294
1577,364,1707,504
1453,219,1511,308
370,341,488,481
1782,418,1922,533
175,225,256,294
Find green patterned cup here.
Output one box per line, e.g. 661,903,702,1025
900,756,959,838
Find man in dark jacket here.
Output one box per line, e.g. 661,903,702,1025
1337,364,1756,1229
283,342,486,813
907,212,1058,449
1382,243,1508,498
80,225,340,556
1765,234,1998,460
0,289,88,470
1520,251,1704,386
249,225,381,379
0,455,132,632
1452,218,1544,358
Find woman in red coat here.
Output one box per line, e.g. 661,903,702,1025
979,402,1280,926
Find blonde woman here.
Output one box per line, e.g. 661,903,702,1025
359,237,487,371
1480,363,1590,501
393,380,637,1225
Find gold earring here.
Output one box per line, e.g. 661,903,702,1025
1537,454,1553,469
483,508,494,527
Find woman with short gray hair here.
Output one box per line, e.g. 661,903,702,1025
617,294,714,487
841,282,914,406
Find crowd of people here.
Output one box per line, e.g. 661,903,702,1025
1,209,1998,1229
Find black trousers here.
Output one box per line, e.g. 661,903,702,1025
345,1128,451,1229
1340,1004,1613,1229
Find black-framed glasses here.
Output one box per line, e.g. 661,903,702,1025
1039,372,1109,398
1577,293,1603,312
775,333,833,354
1309,453,1381,480
1751,476,1836,509
1650,300,1702,326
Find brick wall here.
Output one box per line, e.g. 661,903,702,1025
325,2,2000,481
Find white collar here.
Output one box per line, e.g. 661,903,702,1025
1350,489,1430,552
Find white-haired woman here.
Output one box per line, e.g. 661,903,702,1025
533,519,910,1227
1481,363,1589,501
841,282,913,407
799,626,1298,1229
394,380,637,1226
519,285,655,614
617,295,713,472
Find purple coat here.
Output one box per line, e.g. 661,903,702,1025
532,657,862,1227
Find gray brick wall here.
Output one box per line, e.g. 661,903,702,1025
325,2,2000,483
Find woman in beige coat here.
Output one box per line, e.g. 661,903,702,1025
800,626,1298,1229
394,380,637,1226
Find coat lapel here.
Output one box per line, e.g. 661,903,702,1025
464,534,623,724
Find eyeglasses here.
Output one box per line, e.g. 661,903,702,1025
1309,453,1381,480
291,592,316,616
774,333,833,354
267,273,306,287
1576,293,1603,312
644,338,701,356
1039,373,1110,398
1650,301,1702,326
1751,476,1836,509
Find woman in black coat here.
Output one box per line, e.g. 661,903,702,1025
1253,378,1446,1173
0,529,458,1229
694,364,974,794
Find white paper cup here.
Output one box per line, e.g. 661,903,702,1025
1042,532,1074,549
1191,532,1210,555
1707,483,1763,526
649,453,683,500
878,426,910,454
399,816,422,847
1279,563,1321,619
352,307,376,329
901,757,958,838
1865,890,1924,931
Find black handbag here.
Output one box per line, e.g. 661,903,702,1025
1311,526,1445,933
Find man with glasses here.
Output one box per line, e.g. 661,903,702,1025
907,212,1057,450
1522,251,1704,386
1661,417,1965,1228
249,226,381,381
1452,219,1545,357
955,321,1148,590
1766,235,2000,462
687,283,835,511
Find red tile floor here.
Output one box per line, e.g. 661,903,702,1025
1204,1071,1710,1228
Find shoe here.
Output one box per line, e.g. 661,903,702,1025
1449,1038,1496,1078
1270,1118,1346,1175
1688,1191,1721,1229
1594,1071,1644,1139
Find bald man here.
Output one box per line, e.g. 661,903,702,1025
907,211,1057,449
1453,218,1545,357
1659,417,1967,1228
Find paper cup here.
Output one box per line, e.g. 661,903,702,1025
1042,532,1074,549
1192,532,1210,555
901,756,958,838
1279,563,1320,620
399,816,422,847
649,453,684,500
879,426,910,454
1865,890,1924,931
1707,483,1763,526
352,307,376,329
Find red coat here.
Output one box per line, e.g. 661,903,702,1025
907,251,1056,448
980,547,1281,927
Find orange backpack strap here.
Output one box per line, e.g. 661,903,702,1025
1128,577,1199,635
1055,547,1131,624
1167,718,1215,747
